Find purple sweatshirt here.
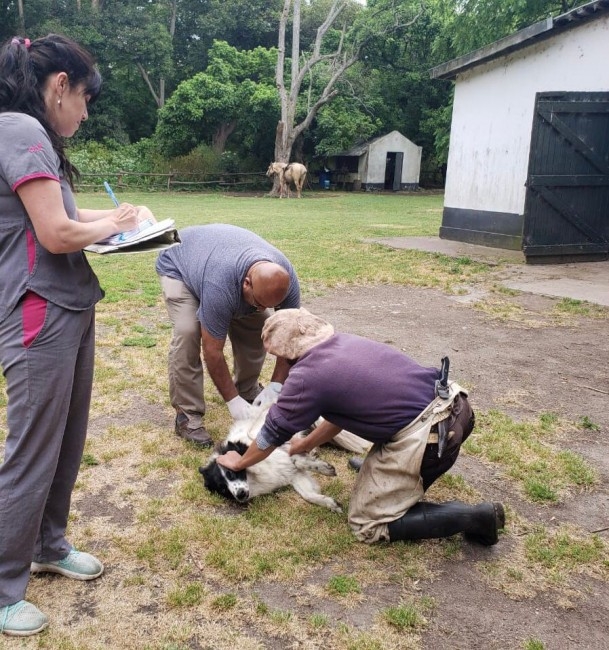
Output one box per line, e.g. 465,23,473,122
257,333,440,449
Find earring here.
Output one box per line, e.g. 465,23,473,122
57,98,62,106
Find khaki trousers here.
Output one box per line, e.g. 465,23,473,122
159,276,269,428
348,382,467,544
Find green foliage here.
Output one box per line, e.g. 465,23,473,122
523,640,546,650
313,95,382,157
161,144,223,178
309,613,329,628
210,593,238,611
269,610,292,624
3,0,594,172
327,575,361,596
69,140,156,182
420,100,454,166
578,416,600,432
155,40,278,158
525,530,606,569
465,410,597,503
121,335,157,348
80,453,100,467
553,297,606,318
173,0,283,78
383,604,422,630
167,582,204,608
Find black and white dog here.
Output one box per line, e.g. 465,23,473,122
199,405,343,513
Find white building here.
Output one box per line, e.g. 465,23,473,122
430,0,609,263
326,130,422,191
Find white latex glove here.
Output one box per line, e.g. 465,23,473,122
227,395,255,420
252,382,283,408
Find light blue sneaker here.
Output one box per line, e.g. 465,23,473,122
31,549,104,581
0,600,49,636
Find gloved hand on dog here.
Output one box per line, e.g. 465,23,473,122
253,382,283,408
227,395,255,420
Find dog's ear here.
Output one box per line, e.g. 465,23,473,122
199,462,222,492
198,463,213,480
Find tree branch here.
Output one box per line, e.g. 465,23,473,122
136,62,160,108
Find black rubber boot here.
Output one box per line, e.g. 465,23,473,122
387,501,505,546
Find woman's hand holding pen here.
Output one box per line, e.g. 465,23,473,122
111,203,139,234
103,182,156,233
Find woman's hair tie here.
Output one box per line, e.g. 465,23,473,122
10,37,31,49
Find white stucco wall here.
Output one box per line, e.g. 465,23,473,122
366,131,422,184
445,15,609,215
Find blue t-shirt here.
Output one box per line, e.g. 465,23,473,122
258,333,441,447
0,112,103,325
156,224,300,339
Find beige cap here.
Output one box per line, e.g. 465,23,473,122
262,308,334,359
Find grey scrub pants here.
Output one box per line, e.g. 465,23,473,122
0,294,95,606
159,276,269,429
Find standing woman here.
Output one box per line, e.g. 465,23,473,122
0,34,150,636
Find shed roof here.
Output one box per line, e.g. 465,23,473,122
329,130,412,157
430,0,609,80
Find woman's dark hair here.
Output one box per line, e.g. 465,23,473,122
0,34,102,187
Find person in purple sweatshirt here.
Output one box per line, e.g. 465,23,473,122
217,308,505,547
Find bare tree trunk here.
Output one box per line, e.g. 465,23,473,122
17,0,24,32
134,0,177,109
273,1,359,165
159,0,178,108
136,62,161,107
212,122,237,154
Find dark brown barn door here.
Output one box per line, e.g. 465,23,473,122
523,92,609,263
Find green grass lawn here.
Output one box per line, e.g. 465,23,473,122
81,190,492,304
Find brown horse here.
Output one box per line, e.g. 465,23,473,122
266,162,307,198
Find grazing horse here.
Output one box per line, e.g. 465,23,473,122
266,162,307,198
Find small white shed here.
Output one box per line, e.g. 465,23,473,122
326,130,422,191
430,0,609,263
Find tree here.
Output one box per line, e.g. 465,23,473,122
429,0,587,61
270,0,422,193
155,41,277,157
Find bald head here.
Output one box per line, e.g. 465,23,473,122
246,261,290,309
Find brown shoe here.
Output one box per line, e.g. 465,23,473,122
175,417,213,447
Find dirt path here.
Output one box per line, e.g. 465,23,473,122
305,284,609,650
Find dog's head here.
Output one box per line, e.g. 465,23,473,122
198,440,250,503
